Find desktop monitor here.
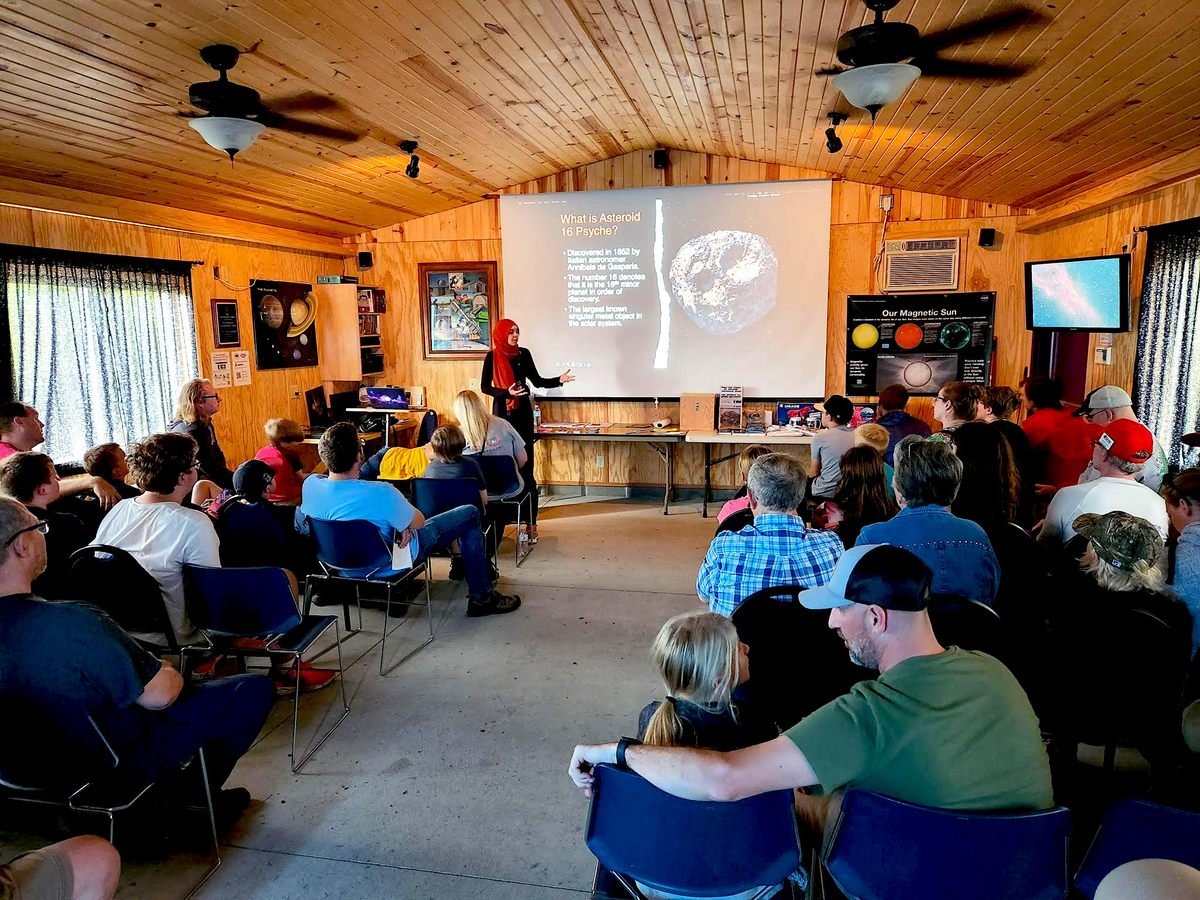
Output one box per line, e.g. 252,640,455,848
329,390,360,422
305,387,332,430
1025,254,1130,332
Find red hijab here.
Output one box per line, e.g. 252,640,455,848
491,318,521,411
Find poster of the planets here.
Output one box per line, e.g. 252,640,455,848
845,292,995,396
250,280,319,370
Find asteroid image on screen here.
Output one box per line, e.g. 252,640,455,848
1028,256,1125,330
499,180,832,398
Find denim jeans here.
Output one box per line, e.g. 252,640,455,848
414,505,490,596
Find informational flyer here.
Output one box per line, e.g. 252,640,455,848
210,351,232,388
232,350,252,386
718,385,744,432
845,292,995,396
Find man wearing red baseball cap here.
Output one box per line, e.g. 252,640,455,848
1073,385,1168,491
1036,418,1169,548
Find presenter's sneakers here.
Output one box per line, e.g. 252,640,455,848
466,590,522,617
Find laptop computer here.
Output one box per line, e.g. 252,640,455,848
305,387,333,437
364,386,409,410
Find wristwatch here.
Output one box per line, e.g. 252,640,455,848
616,736,642,770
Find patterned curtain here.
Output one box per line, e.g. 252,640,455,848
1,245,198,462
1135,216,1200,470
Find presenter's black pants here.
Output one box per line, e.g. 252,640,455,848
520,446,539,524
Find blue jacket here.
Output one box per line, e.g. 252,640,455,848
857,505,1001,605
877,410,932,466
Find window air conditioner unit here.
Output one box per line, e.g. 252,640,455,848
882,238,960,292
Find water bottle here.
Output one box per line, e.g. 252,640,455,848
533,402,542,431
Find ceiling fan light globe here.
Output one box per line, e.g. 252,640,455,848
189,116,265,159
832,63,920,112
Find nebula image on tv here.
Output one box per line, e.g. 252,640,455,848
1029,257,1123,329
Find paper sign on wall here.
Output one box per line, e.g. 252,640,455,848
232,350,252,387
211,351,232,388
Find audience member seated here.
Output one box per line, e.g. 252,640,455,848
571,545,1053,847
0,836,120,900
83,442,142,500
1021,376,1096,491
950,422,1020,533
0,401,121,510
716,444,770,525
637,610,776,750
94,433,220,646
857,436,1000,605
254,418,308,505
875,383,930,466
300,422,520,618
807,395,856,501
980,385,1034,524
1037,419,1168,548
698,453,843,617
853,422,894,496
425,425,487,506
1164,469,1200,657
169,378,233,489
932,380,982,434
813,446,897,549
1075,385,1168,491
359,442,434,481
454,389,527,499
0,497,274,832
0,451,91,600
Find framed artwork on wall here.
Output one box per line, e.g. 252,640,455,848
418,261,498,360
211,298,241,347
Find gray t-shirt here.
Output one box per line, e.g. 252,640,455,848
811,425,857,498
464,417,525,459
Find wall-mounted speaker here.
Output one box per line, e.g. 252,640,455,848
652,148,669,170
978,228,997,248
358,251,374,269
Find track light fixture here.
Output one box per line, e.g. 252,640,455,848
825,112,848,154
400,139,420,178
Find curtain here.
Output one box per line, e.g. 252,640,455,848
1,245,198,462
1135,216,1200,470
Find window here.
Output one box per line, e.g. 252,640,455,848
1,246,198,461
1135,216,1200,470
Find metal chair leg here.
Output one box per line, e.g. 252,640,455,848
290,624,351,773
380,565,435,676
184,748,222,899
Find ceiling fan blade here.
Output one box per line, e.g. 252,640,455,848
917,6,1050,53
265,92,342,114
259,112,364,142
815,66,846,76
912,57,1033,79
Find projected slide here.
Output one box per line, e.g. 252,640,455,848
499,181,832,397
1028,257,1123,329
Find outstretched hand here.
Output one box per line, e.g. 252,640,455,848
560,369,576,384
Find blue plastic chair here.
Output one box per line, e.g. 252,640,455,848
304,517,431,675
1074,798,1200,898
474,455,533,567
584,763,799,899
823,790,1071,900
68,544,180,654
183,565,349,772
411,476,496,565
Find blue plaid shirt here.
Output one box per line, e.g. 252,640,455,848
697,514,844,617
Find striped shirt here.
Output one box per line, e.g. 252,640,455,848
697,513,844,617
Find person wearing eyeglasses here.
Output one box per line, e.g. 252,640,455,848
1074,386,1168,492
169,378,234,489
94,433,221,646
931,381,982,435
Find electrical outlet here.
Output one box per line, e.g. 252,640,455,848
880,194,894,212
468,377,481,391
289,385,300,399
595,455,604,469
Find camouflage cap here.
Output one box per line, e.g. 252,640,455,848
1073,511,1162,571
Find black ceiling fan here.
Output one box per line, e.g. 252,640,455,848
182,44,363,158
818,0,1050,117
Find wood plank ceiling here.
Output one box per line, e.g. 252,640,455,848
0,0,1198,238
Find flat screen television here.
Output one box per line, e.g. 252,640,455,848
1025,254,1130,332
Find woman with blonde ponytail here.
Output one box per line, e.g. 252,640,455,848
637,611,775,750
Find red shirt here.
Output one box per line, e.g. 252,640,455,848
1022,408,1098,489
0,442,18,462
254,444,303,504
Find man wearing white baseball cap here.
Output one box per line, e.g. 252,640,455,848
569,545,1052,842
1074,385,1168,490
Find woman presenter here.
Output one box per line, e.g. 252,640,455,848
480,318,575,543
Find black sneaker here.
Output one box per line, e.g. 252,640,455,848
466,590,522,617
214,787,252,833
448,556,466,580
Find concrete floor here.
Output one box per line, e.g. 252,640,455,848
0,498,717,898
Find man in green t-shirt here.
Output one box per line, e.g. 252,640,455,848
569,544,1053,840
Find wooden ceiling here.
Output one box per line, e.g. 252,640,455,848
1,0,1198,240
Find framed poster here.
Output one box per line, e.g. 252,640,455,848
418,261,498,359
250,280,319,370
211,299,240,347
845,292,996,396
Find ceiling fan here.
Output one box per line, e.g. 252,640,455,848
182,44,364,159
818,0,1050,119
